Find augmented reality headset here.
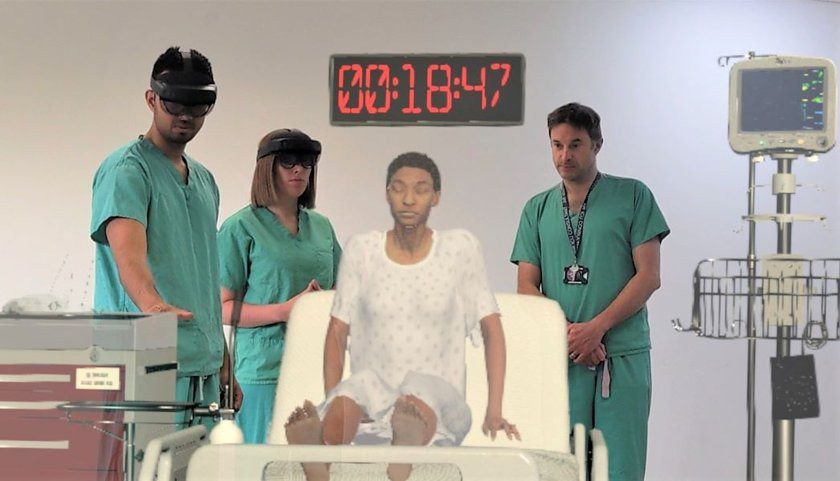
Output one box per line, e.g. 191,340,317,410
149,52,217,106
257,134,322,167
150,79,216,106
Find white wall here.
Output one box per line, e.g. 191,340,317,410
1,1,838,479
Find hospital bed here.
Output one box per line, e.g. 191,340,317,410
147,291,608,480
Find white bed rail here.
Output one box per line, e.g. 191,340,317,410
185,444,544,481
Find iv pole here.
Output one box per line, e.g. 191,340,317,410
746,155,758,481
745,152,800,481
674,53,837,481
771,153,797,481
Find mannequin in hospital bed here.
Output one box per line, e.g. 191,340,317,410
284,152,519,481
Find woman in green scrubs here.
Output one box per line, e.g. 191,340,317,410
217,129,341,443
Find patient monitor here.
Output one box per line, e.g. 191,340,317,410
728,55,836,154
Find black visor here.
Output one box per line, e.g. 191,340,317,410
275,152,319,169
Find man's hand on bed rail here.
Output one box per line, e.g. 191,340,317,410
482,415,521,441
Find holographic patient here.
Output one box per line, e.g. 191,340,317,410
285,152,520,481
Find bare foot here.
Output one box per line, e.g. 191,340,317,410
387,396,433,481
285,400,323,444
285,400,328,481
390,396,429,446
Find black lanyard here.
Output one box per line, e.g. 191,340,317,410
560,173,601,265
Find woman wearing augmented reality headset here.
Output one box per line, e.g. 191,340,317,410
217,129,342,444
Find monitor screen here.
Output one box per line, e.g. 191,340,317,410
740,68,826,132
728,56,836,154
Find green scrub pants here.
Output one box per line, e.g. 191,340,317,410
568,351,651,481
236,382,277,444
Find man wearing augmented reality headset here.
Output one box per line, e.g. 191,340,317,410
91,46,241,425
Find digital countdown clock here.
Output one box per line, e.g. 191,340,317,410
330,54,525,125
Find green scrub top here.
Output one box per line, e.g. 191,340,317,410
91,137,224,377
510,173,669,355
218,206,341,383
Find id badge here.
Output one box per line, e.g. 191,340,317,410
563,264,589,285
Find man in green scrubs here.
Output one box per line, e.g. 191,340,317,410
510,103,669,481
91,47,240,425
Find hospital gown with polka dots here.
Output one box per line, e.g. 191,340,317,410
321,229,499,445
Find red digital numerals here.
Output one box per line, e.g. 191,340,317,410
336,62,512,116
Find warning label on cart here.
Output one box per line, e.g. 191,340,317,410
75,367,120,390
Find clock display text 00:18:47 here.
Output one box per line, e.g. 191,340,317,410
330,54,524,125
